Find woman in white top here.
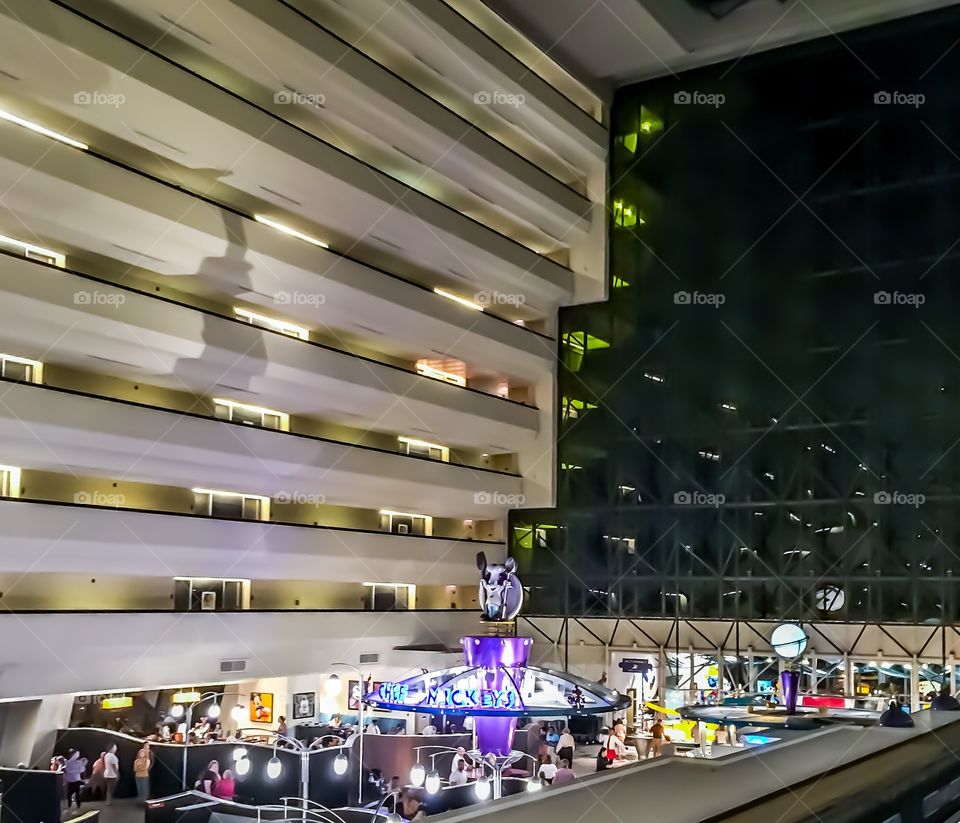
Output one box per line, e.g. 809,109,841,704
556,728,576,767
103,745,120,805
538,755,558,785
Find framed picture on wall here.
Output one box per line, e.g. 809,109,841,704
348,680,361,711
250,691,274,723
293,691,316,720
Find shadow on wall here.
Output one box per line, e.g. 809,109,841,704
173,206,268,401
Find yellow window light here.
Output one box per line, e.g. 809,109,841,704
378,509,431,520
416,362,466,387
0,464,21,499
192,488,270,503
213,398,290,430
0,353,44,384
254,215,328,249
233,307,309,341
434,288,484,311
0,108,88,150
171,690,202,703
398,436,450,461
101,696,134,710
0,234,66,267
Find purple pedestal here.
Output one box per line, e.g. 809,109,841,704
781,669,800,715
462,636,530,756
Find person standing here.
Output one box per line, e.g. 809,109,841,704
88,752,106,799
277,716,288,737
448,759,468,786
212,769,236,800
134,748,152,802
103,745,120,805
62,751,85,812
649,719,664,758
556,727,576,768
197,760,221,794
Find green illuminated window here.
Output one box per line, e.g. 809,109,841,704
562,396,598,420
563,331,611,371
639,106,663,135
513,523,557,550
613,199,644,229
561,462,583,471
613,275,631,288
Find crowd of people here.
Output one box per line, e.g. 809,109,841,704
51,743,130,814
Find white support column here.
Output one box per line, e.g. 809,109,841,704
844,654,854,698
747,646,756,692
657,646,667,704
717,648,724,698
809,649,818,694
911,656,920,712
950,654,957,695
689,646,696,703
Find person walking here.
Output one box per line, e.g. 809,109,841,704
103,745,120,805
556,727,576,768
88,752,106,799
134,748,152,802
62,751,85,813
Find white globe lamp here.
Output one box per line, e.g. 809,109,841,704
771,622,808,660
266,756,282,779
333,753,349,776
410,762,426,788
475,777,491,800
425,770,441,795
325,674,342,696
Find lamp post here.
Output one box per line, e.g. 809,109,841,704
176,691,244,790
325,662,365,804
227,730,347,816
371,789,402,822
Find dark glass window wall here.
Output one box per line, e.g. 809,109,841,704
514,6,960,625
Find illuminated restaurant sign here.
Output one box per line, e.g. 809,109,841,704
376,681,520,710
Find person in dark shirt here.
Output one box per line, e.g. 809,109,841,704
879,700,914,727
931,685,960,711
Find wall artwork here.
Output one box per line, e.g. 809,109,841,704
292,691,316,720
250,691,274,723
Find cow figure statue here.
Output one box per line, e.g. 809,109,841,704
477,551,523,621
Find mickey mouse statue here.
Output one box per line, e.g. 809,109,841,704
477,551,523,621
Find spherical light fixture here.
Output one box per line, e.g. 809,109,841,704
474,777,491,800
527,779,541,793
234,756,250,777
231,704,246,723
170,704,184,719
386,815,401,823
771,622,808,660
207,702,221,719
333,753,349,776
232,747,247,762
266,756,282,779
325,674,342,696
409,762,426,788
424,770,441,795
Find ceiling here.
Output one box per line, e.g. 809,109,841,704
483,0,958,92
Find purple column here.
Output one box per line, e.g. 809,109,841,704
462,636,530,756
781,669,800,715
